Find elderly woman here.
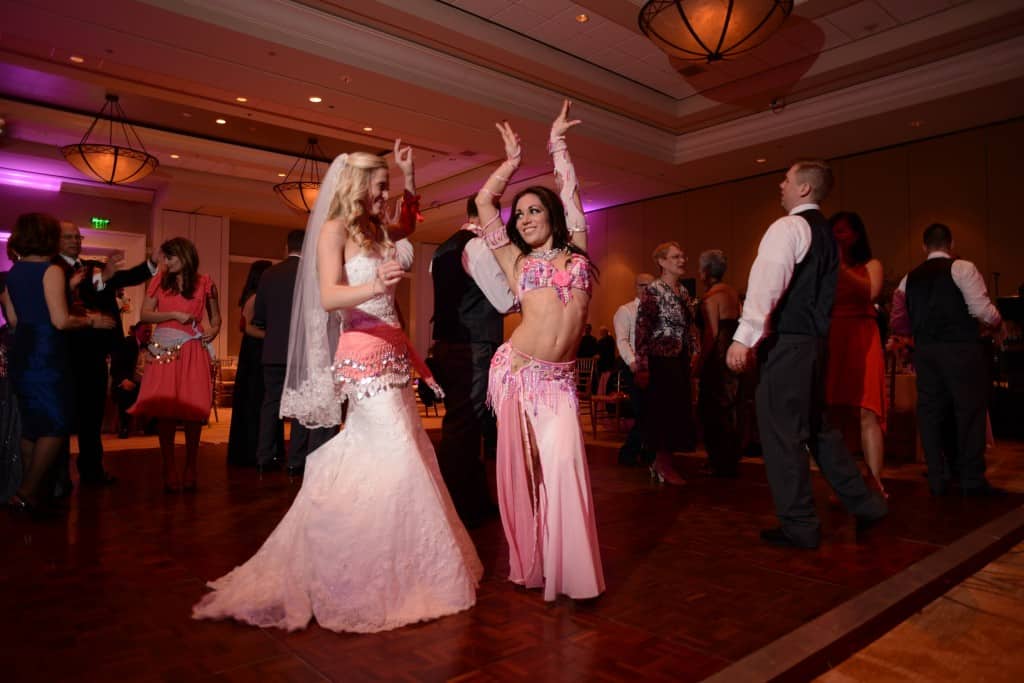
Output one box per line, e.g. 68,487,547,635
635,241,699,485
696,250,742,477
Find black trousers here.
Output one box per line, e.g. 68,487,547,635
257,364,336,469
111,383,140,433
256,364,286,467
68,351,110,480
914,342,990,493
698,358,741,475
431,341,497,523
756,335,886,546
617,362,651,464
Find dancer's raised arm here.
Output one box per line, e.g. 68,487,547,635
549,99,586,251
384,139,420,242
474,121,522,279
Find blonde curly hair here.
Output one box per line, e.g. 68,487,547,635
326,152,393,250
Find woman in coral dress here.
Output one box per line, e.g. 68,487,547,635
192,141,482,633
825,211,887,496
130,237,221,492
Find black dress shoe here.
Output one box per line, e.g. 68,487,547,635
257,461,282,477
760,527,819,549
962,485,1007,498
855,514,885,535
286,465,305,479
81,473,118,487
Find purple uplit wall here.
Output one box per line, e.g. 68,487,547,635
0,183,151,237
0,168,62,192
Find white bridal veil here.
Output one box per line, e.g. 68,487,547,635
280,153,348,428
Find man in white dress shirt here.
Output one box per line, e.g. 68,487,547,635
726,160,887,549
431,197,515,527
890,223,1004,496
613,272,654,466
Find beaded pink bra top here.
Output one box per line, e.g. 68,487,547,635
517,252,592,306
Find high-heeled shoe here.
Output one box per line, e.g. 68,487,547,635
7,494,53,519
649,459,686,486
182,465,197,492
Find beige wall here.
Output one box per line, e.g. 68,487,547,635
583,118,1024,332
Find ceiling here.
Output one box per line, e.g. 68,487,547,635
1,0,1023,242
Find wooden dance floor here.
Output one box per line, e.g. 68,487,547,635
3,432,1022,682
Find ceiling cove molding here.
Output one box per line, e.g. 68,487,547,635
352,0,681,106
673,36,1024,163
139,0,678,162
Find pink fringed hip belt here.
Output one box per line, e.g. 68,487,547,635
333,324,416,402
487,343,577,416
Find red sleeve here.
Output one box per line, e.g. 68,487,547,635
146,273,163,299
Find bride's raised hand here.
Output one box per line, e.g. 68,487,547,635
495,121,521,164
550,99,581,141
393,138,414,178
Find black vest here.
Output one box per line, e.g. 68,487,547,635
431,229,503,344
770,208,838,338
905,257,979,345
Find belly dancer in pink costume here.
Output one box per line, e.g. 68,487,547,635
475,100,605,601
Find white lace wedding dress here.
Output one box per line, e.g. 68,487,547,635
193,253,482,633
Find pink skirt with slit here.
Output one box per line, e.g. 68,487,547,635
487,343,605,601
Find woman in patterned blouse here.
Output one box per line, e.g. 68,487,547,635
635,241,698,485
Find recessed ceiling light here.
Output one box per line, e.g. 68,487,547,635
182,112,192,118
170,154,180,159
756,157,767,164
236,96,248,103
277,172,287,177
308,96,323,103
362,126,373,132
909,120,924,128
215,118,227,125
69,55,85,64
576,13,589,23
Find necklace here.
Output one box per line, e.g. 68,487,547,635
529,246,567,261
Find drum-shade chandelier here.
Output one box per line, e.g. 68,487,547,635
61,94,158,184
638,0,794,63
274,137,327,213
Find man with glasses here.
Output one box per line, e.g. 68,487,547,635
54,223,157,490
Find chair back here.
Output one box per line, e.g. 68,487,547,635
575,357,596,398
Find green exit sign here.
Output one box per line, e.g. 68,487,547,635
90,217,110,229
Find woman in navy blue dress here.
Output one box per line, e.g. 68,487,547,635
0,213,114,515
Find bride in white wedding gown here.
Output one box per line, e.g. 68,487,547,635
193,143,482,633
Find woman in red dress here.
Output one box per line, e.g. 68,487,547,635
130,238,221,492
826,212,887,496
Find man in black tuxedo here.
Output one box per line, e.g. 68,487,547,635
55,223,157,487
430,197,514,527
251,229,336,477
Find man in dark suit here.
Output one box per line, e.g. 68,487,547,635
55,223,157,488
890,223,1005,496
727,160,886,549
430,197,513,527
110,322,152,438
250,229,336,477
